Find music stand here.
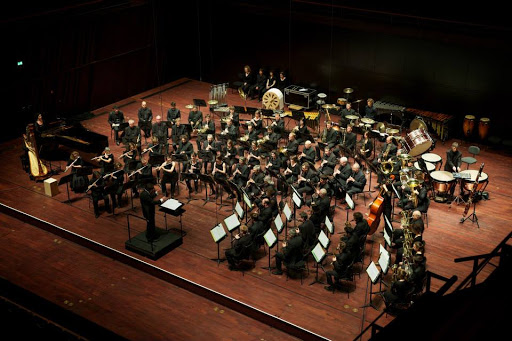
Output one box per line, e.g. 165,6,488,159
282,202,292,238
345,193,355,222
228,180,241,210
224,213,241,247
149,154,165,168
214,177,231,209
383,215,394,248
241,187,253,220
235,201,244,220
193,99,207,110
460,193,482,228
261,228,278,272
122,180,137,210
290,184,302,227
234,106,246,114
360,261,384,310
210,223,227,265
325,216,334,236
160,199,185,237
198,174,215,205
309,242,327,286
181,172,199,204
274,214,284,252
58,173,74,203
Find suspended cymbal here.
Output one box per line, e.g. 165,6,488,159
386,128,400,135
317,93,327,98
207,100,218,105
361,118,375,124
352,99,363,103
185,104,194,109
345,115,359,120
343,87,354,94
322,104,338,109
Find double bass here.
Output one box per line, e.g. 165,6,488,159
23,124,49,181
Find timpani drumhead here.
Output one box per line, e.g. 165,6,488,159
421,153,442,163
414,161,435,172
460,169,489,183
430,171,454,183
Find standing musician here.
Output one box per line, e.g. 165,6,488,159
188,105,203,131
108,106,125,145
196,114,215,150
167,101,181,125
364,98,377,120
299,140,316,165
88,171,111,218
298,211,316,248
184,152,202,193
293,118,309,144
212,156,233,197
225,224,253,271
272,227,303,276
140,183,168,242
96,147,114,174
444,142,462,173
175,134,194,158
121,143,139,173
158,155,178,198
138,101,153,138
344,163,366,208
66,151,88,193
271,112,285,137
266,150,282,174
325,240,353,292
265,70,277,93
245,165,265,197
152,115,168,147
276,71,289,93
171,118,187,151
319,147,337,175
247,141,262,168
248,68,267,101
296,163,318,196
105,162,125,209
241,65,254,95
231,157,250,189
34,113,46,138
201,134,218,173
283,156,301,194
122,120,141,148
341,102,359,119
310,188,331,229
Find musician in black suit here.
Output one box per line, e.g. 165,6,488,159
373,136,397,186
340,125,357,152
201,134,218,173
276,71,289,92
188,105,203,131
140,183,167,242
255,198,273,225
383,268,413,308
325,241,353,292
333,156,352,191
345,163,366,208
246,165,265,197
299,140,316,165
401,182,429,213
171,118,187,151
223,139,239,175
88,171,111,218
176,135,194,158
266,150,282,174
144,137,164,166
271,113,285,137
409,254,427,292
196,114,215,150
272,227,304,275
232,157,250,189
184,152,202,193
294,118,310,144
322,121,339,150
364,98,377,120
249,68,267,101
298,211,316,248
152,115,168,147
319,147,337,175
223,118,238,141
341,102,359,119
225,224,253,270
167,102,180,125
297,163,318,196
228,107,239,127
138,101,153,138
358,130,373,159
353,212,370,237
108,106,125,145
283,156,301,194
282,133,299,161
241,65,254,95
264,126,280,149
393,211,423,247
444,142,462,173
310,188,331,229
122,120,141,147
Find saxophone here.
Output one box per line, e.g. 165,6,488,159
382,143,391,159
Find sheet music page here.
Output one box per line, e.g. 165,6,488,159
235,201,244,218
243,193,252,209
325,216,334,234
379,243,386,255
210,224,226,243
264,229,277,248
383,229,392,247
274,214,284,233
366,261,380,283
292,191,302,208
318,230,330,249
345,193,354,210
378,252,390,273
384,214,394,233
312,243,326,263
161,198,183,211
283,203,292,221
224,213,240,232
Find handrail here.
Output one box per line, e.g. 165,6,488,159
126,213,151,250
454,231,512,291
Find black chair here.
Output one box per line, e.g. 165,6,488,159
353,234,368,278
338,262,356,298
285,259,308,285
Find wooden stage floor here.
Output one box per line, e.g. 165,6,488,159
1,78,511,340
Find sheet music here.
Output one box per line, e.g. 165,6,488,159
311,243,326,263
210,224,226,243
161,198,183,211
379,243,386,255
263,229,277,248
292,191,302,208
235,201,244,219
383,228,392,247
325,216,334,234
366,261,380,283
243,193,252,209
283,203,292,221
345,193,354,210
391,183,400,199
224,213,240,232
384,214,394,233
378,252,390,274
318,230,330,249
274,214,284,233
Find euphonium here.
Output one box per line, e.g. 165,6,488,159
238,87,247,100
380,160,394,174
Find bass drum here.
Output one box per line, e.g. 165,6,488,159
262,88,284,110
410,117,427,131
402,128,433,157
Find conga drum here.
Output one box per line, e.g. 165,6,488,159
463,115,476,138
478,118,490,140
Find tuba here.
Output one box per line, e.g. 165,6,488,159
380,160,394,174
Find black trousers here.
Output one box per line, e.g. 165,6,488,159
139,121,152,137
92,194,110,215
145,217,156,242
161,174,177,197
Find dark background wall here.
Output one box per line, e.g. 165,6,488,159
3,0,511,141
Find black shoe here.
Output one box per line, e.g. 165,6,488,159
210,190,216,196
324,285,334,292
272,270,283,275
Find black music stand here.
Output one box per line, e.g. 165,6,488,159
199,174,215,205
214,177,231,209
149,154,165,167
122,180,137,210
159,203,186,237
234,106,246,114
198,150,214,169
181,172,199,204
310,243,327,286
240,187,253,223
193,99,207,110
227,180,241,210
172,153,188,177
261,228,278,273
360,261,385,310
58,173,74,203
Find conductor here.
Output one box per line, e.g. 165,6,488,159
140,183,168,242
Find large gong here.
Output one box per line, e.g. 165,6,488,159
262,88,284,110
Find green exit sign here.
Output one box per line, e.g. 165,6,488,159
17,61,23,66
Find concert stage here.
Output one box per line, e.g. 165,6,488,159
1,78,510,340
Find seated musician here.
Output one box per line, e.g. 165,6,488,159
108,106,125,145
345,163,366,208
126,158,152,199
299,140,316,165
122,143,139,173
373,136,397,187
138,101,153,138
294,118,309,144
400,182,429,213
176,134,194,159
341,102,359,119
241,65,254,95
104,162,125,209
310,188,331,229
249,211,266,237
157,155,178,198
298,211,316,249
409,254,427,293
196,114,215,150
281,132,299,163
333,157,352,198
144,137,164,167
271,112,285,137
265,126,280,148
222,118,238,141
88,170,111,218
272,227,303,276
245,165,265,197
319,147,337,175
283,156,300,195
66,151,88,193
188,105,203,131
297,162,318,196
248,68,267,101
394,223,423,265
340,124,357,153
353,211,370,238
358,130,373,158
276,71,289,93
122,120,141,148
167,102,180,126
184,152,202,193
171,118,187,151
231,156,250,189
152,115,168,147
247,141,261,168
201,134,218,173
225,224,253,271
393,210,424,248
364,98,377,120
317,174,334,199
265,70,277,93
383,268,413,308
266,150,282,175
325,240,353,292
323,121,339,150
223,139,238,175
228,107,239,127
98,147,114,174
212,156,233,197
255,197,274,225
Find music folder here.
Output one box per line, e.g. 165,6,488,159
311,243,326,264
345,193,354,210
161,198,183,211
210,224,227,243
224,213,241,232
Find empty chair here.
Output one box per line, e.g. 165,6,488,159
461,145,480,169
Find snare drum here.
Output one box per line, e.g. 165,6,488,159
463,115,476,138
414,161,435,173
430,171,455,194
402,128,433,157
461,169,489,192
421,153,442,170
478,118,490,141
